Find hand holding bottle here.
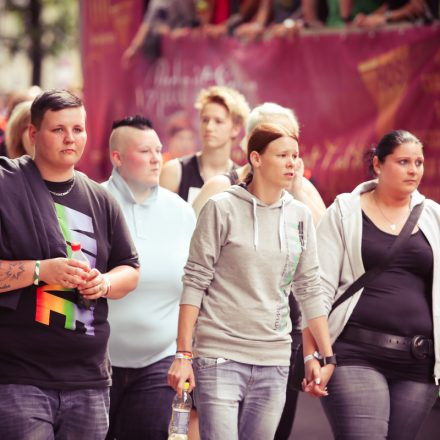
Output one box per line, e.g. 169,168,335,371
77,268,110,300
168,382,192,440
39,257,90,288
167,357,195,398
70,242,110,308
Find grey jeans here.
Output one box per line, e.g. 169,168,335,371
0,384,109,440
321,365,438,440
193,358,289,440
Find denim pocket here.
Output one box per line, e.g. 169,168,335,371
275,366,290,378
194,357,232,371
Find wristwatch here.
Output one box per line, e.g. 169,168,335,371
321,354,337,366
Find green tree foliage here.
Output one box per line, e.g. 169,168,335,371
1,0,78,85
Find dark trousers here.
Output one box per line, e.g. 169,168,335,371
0,384,109,439
106,356,175,440
274,330,301,440
321,365,438,440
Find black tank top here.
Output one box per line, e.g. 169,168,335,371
178,154,238,202
177,155,204,202
335,212,434,382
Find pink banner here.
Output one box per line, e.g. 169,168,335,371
80,0,440,204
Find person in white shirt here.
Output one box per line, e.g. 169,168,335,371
102,115,196,440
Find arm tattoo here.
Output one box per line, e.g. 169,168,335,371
0,262,26,282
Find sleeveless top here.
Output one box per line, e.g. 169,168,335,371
178,155,204,202
178,154,237,203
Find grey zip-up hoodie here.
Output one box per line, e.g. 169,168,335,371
181,185,326,366
317,180,440,383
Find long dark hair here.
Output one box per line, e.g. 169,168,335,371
365,130,422,177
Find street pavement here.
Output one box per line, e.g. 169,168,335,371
289,392,440,439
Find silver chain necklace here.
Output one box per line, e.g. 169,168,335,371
48,174,76,197
372,190,408,231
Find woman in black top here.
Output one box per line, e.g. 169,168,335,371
309,130,440,440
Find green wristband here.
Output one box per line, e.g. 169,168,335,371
33,260,41,286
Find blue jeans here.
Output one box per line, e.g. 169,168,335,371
321,365,438,440
0,384,109,440
193,358,289,440
106,356,175,440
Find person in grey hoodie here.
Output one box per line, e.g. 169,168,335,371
313,130,440,440
168,122,334,440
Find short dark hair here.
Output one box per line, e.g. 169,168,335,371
31,90,83,128
112,115,153,131
366,130,422,176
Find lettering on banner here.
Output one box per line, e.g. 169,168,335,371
87,0,135,51
136,58,257,120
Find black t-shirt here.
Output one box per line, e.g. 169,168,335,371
0,173,139,390
335,212,434,382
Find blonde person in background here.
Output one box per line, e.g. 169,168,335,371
160,85,250,203
4,100,34,159
192,102,325,224
168,122,334,440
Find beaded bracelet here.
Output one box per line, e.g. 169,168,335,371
33,260,41,286
175,353,193,362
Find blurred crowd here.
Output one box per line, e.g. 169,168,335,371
122,0,438,64
0,86,42,159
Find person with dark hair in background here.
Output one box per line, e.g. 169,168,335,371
102,115,195,440
0,90,140,439
313,130,440,439
168,122,334,440
351,0,429,27
121,0,199,65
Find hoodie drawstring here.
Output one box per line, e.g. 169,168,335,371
252,197,287,252
252,198,259,250
279,199,285,252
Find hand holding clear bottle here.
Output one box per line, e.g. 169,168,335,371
168,382,192,440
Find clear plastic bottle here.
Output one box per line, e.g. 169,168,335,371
168,382,192,440
70,242,95,309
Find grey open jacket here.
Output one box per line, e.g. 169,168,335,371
316,180,440,384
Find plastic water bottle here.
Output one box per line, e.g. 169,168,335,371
168,382,192,440
70,242,94,309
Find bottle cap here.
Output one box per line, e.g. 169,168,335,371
71,242,81,251
183,382,190,391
